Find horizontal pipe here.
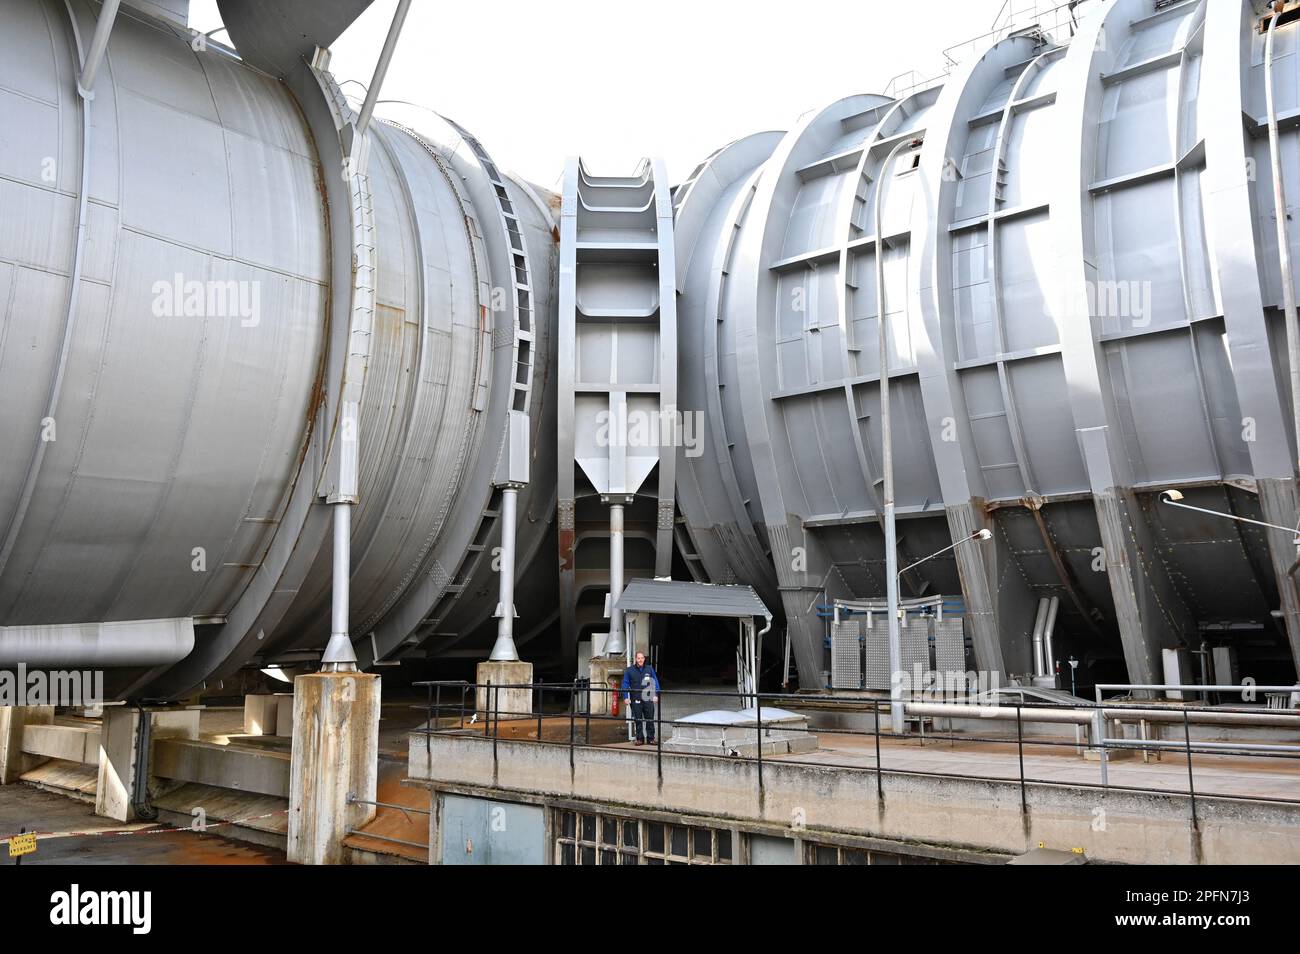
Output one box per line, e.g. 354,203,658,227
1103,738,1300,755
0,617,195,668
1100,707,1300,728
905,701,1300,729
904,702,1093,725
1097,683,1300,692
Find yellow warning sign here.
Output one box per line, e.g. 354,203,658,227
7,832,36,858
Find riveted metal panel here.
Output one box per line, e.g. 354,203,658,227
935,618,966,677
831,620,862,689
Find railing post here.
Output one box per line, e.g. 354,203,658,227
1094,705,1109,788
1015,703,1027,817
655,691,663,783
755,691,763,794
1183,708,1198,831
429,682,437,766
536,681,543,742
459,683,467,730
489,681,498,780
874,699,883,804
569,679,577,771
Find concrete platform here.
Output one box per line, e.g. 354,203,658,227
21,759,98,800
409,718,1300,863
0,783,286,864
770,733,1300,802
152,783,289,852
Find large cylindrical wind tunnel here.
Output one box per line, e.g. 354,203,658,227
0,0,557,698
1,0,1299,699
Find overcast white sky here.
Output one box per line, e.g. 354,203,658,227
187,0,1012,189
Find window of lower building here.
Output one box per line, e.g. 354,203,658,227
807,841,946,865
553,810,732,865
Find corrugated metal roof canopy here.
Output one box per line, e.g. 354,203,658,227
614,579,771,620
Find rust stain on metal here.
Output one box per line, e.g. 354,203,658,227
558,527,576,572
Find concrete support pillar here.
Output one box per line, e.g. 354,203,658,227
0,706,53,784
287,672,380,865
96,706,141,821
95,707,201,821
475,660,534,717
243,694,279,735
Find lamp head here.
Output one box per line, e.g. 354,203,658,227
1161,489,1184,503
974,528,993,541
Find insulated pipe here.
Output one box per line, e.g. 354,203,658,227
1031,597,1048,677
321,503,358,671
77,0,120,99
489,487,521,662
903,701,1300,729
1265,10,1300,476
1043,596,1060,678
1100,706,1300,727
606,502,626,656
354,0,412,142
1104,738,1300,755
905,702,1093,725
0,618,195,668
754,615,772,702
878,138,921,734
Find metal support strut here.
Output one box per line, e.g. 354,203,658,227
489,486,522,662
606,501,626,656
877,138,921,734
322,502,358,672
354,0,412,142
77,0,121,99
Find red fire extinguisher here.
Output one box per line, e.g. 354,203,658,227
610,691,620,717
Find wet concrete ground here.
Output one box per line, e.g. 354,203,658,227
0,784,286,865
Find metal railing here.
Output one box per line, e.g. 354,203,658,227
882,1,1090,102
412,678,1300,837
343,793,431,853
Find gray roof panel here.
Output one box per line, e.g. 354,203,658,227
614,579,771,619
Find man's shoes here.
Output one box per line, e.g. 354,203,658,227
634,739,644,746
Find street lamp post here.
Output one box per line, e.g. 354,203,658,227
1160,489,1300,543
1161,489,1300,626
877,137,923,735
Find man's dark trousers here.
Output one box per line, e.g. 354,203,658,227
630,697,656,743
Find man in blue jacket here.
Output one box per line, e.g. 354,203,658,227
621,651,661,745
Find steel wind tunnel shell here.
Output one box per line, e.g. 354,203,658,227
671,0,1300,690
1,0,1299,698
0,0,557,697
